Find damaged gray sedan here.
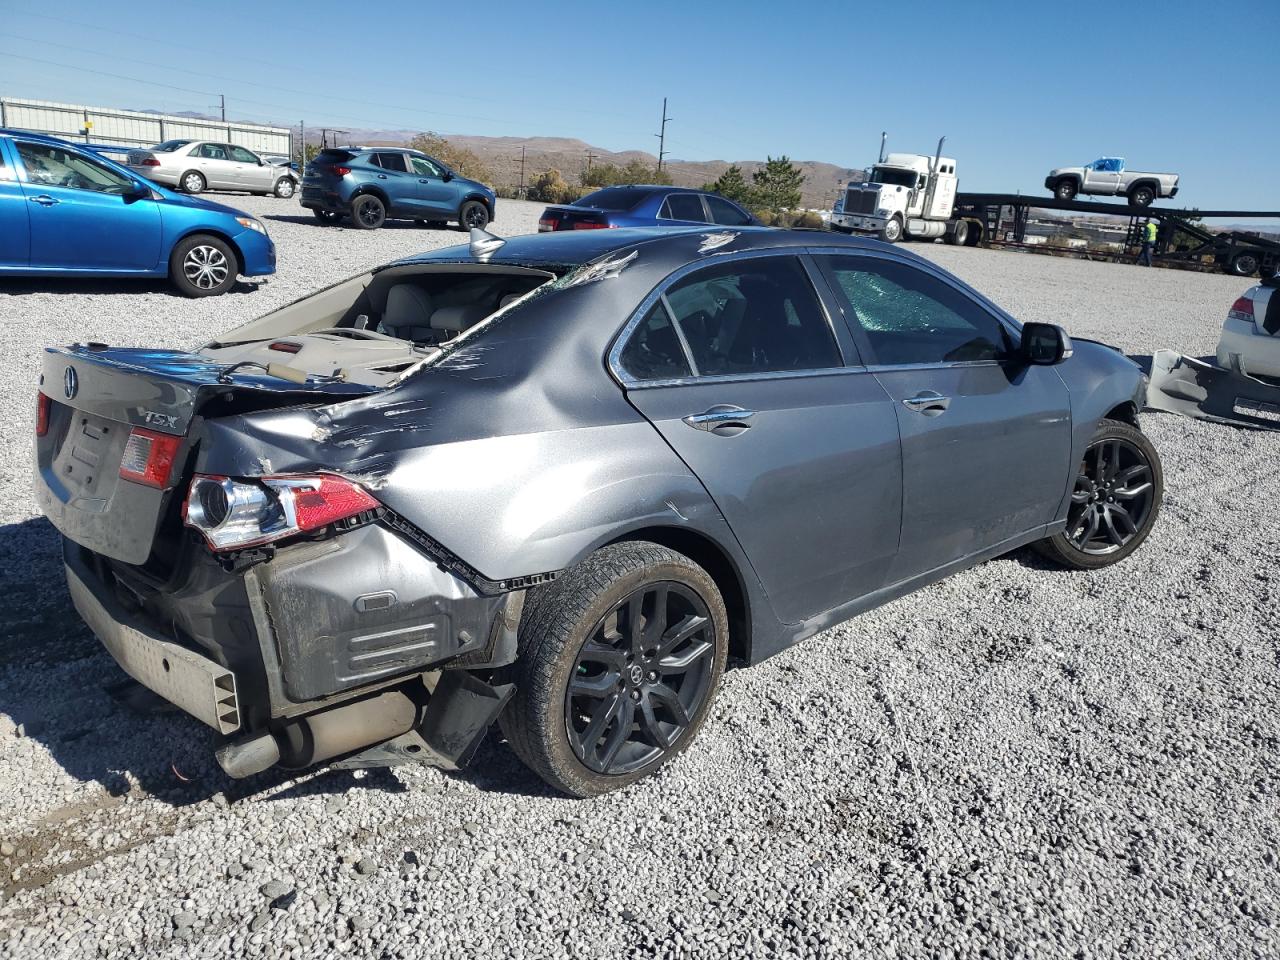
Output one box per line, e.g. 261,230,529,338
34,227,1163,796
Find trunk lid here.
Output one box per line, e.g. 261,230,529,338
35,345,374,566
538,205,611,232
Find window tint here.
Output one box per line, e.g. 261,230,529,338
152,139,192,152
373,152,409,173
409,155,442,177
820,256,1012,365
577,187,651,211
15,142,133,194
197,143,229,160
705,195,752,226
619,300,693,381
660,257,840,376
229,146,258,164
660,193,707,222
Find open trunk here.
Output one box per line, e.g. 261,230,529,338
35,262,556,567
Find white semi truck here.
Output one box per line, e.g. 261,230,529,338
829,136,980,245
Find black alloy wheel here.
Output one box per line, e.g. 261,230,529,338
565,581,716,775
1129,185,1156,208
1055,179,1078,202
351,195,386,230
1067,437,1156,554
1035,418,1163,570
499,541,728,797
461,200,490,230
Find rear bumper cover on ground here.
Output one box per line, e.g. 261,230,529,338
1146,349,1280,430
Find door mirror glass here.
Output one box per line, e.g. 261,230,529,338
1020,322,1072,365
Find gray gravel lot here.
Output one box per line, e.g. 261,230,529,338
0,196,1277,959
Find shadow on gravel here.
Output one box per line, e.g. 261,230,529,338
261,214,464,232
0,277,264,298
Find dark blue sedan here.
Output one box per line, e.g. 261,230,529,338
538,185,758,232
0,130,276,297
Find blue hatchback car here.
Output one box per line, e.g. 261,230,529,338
537,185,759,232
301,146,496,231
0,130,275,297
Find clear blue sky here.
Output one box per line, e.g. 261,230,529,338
1,0,1276,213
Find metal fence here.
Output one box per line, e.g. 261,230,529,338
0,97,293,155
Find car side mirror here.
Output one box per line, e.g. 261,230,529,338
124,181,151,202
1020,322,1073,365
442,171,454,182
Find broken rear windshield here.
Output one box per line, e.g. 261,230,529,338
576,188,652,212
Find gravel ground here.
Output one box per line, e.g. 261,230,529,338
0,199,1277,959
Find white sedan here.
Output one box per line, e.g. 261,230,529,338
127,139,297,198
1217,281,1280,378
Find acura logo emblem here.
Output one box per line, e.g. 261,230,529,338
63,366,78,400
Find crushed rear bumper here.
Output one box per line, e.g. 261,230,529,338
1146,350,1280,430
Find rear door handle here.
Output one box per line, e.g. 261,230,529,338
377,174,388,179
902,391,951,415
683,405,756,436
29,195,60,206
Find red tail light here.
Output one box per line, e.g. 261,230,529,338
538,217,559,232
1228,296,1255,322
184,474,380,551
36,392,50,437
140,157,161,167
332,165,351,176
119,428,181,488
572,221,611,230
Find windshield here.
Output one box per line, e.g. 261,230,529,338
870,166,918,188
576,187,652,211
152,140,192,152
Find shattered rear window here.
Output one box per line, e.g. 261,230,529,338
576,188,652,212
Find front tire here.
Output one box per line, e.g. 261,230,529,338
499,542,728,797
1033,418,1162,570
170,234,237,297
180,170,206,194
460,200,490,230
351,194,386,230
1054,179,1078,202
274,177,296,199
878,216,903,243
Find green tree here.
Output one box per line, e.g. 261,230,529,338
751,156,805,213
408,132,494,186
706,164,754,206
528,168,578,204
580,158,672,188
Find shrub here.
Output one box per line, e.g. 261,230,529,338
408,132,494,186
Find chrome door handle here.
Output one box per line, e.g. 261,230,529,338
377,174,388,179
903,391,951,415
29,195,59,206
683,405,756,435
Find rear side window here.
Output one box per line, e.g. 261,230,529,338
316,150,356,165
660,193,707,222
152,140,192,152
619,301,693,381
197,143,229,160
621,256,841,380
705,195,752,226
819,255,1012,365
372,152,409,173
577,187,651,211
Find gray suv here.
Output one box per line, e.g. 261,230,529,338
127,140,298,198
33,227,1161,797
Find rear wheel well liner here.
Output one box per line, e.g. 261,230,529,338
603,526,751,666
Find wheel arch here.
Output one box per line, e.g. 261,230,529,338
1103,401,1139,427
169,228,245,275
350,184,390,207
1128,178,1160,199
603,525,752,666
460,192,494,217
1055,174,1082,191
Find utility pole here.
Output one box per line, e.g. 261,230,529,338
585,151,599,175
220,94,226,122
299,120,305,167
654,97,671,173
513,145,526,198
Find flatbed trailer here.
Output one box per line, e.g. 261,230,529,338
951,193,1280,278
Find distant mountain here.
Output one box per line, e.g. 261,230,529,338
299,128,861,209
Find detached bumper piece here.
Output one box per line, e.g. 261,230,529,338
66,559,241,734
1147,349,1280,431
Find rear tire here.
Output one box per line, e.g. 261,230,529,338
1229,252,1261,277
946,220,969,246
1033,418,1162,570
351,194,386,230
170,234,237,298
1128,184,1156,208
274,177,296,199
499,541,728,797
460,200,490,230
1054,179,1078,202
180,171,206,194
312,208,342,225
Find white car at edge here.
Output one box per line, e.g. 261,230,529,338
1217,280,1280,377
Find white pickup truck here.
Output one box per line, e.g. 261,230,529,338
1044,158,1179,208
